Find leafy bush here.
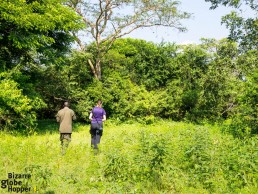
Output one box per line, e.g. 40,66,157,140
179,127,214,190
80,72,164,121
0,78,46,131
223,70,258,138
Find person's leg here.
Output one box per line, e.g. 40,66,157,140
92,134,98,149
95,127,103,149
90,129,97,149
60,134,65,155
91,134,97,149
96,133,101,145
60,133,71,155
91,124,99,149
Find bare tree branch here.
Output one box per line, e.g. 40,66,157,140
67,0,191,80
72,32,85,50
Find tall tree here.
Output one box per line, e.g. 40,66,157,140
205,0,258,51
67,0,191,80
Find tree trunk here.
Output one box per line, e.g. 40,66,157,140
88,59,98,80
88,59,101,80
95,58,101,80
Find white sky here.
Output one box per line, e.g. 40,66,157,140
124,0,250,44
77,0,255,46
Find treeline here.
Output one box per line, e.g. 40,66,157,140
1,38,257,137
0,0,257,138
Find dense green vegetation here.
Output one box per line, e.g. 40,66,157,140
1,120,258,193
0,0,257,138
0,0,257,193
2,37,257,138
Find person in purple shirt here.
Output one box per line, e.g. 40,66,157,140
89,99,106,150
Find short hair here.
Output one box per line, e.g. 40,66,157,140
64,101,69,107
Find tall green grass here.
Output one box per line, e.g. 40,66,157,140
1,120,258,193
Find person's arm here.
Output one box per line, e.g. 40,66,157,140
56,112,60,122
72,111,76,120
89,112,93,121
102,109,106,122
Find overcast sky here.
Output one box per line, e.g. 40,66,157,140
125,0,237,44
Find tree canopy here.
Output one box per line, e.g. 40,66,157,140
205,0,258,51
67,0,191,80
0,0,84,70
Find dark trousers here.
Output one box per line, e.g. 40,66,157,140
90,123,103,149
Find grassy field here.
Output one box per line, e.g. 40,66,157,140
1,120,258,193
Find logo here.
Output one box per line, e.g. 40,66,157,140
1,172,31,193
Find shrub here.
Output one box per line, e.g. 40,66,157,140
0,78,46,131
223,70,258,138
